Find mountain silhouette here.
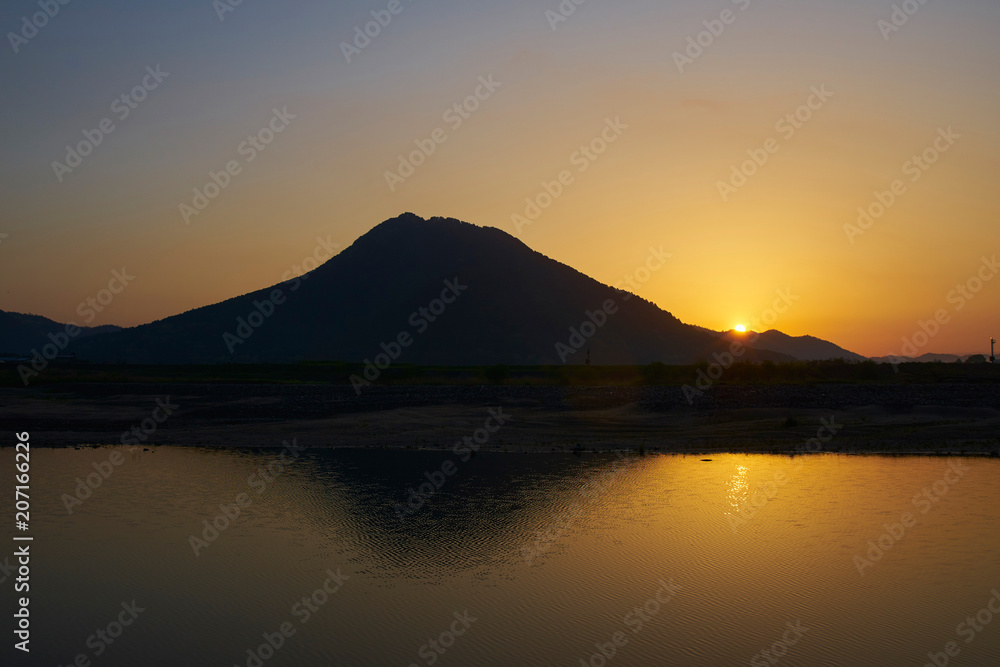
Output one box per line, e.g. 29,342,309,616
719,329,865,361
61,213,854,365
0,310,120,354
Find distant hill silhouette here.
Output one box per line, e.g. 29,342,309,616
0,310,120,354
715,329,865,362
869,353,970,364
53,213,858,365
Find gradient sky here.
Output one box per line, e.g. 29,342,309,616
2,0,998,357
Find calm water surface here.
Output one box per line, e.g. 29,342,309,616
7,447,1000,666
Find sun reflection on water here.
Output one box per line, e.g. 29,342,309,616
726,464,750,515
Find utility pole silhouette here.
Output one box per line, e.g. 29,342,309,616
991,338,996,364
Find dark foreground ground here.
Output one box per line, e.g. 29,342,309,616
3,380,999,454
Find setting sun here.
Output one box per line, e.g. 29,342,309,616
735,325,746,333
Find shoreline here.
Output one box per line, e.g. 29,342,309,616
8,444,998,458
3,381,999,455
